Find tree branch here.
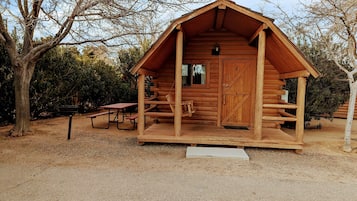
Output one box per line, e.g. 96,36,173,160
27,1,83,61
21,0,44,55
17,0,28,18
59,31,151,46
0,13,17,66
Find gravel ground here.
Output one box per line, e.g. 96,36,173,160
0,116,356,201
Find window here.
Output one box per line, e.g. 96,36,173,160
182,64,206,87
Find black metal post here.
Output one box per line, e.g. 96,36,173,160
67,115,73,140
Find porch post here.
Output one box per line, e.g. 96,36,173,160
138,73,145,136
296,76,307,143
174,27,183,137
254,30,266,140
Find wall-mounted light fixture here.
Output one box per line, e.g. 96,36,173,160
212,43,220,55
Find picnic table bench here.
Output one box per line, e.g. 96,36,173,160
88,111,114,129
125,104,157,129
87,103,137,129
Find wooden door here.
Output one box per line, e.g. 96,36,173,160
221,59,256,127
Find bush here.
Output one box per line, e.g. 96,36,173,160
1,45,138,124
285,44,349,122
0,44,15,125
31,46,137,117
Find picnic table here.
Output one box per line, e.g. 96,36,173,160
88,103,137,130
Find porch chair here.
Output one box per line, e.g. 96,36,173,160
165,94,195,117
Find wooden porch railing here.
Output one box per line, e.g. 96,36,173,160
262,103,297,122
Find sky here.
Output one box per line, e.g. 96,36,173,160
235,0,309,15
185,0,307,18
1,0,309,53
231,0,304,10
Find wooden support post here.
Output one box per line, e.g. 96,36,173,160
296,76,307,143
254,30,266,140
174,29,183,137
217,59,223,127
138,74,145,136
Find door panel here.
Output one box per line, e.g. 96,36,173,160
221,59,256,127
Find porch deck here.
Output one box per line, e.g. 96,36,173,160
138,123,303,150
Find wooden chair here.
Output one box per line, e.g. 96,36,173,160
144,94,195,118
165,94,195,117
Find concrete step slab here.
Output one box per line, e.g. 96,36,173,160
186,146,249,160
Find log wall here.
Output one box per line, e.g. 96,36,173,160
334,99,357,119
151,30,285,127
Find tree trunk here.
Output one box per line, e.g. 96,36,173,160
343,81,357,152
10,63,33,137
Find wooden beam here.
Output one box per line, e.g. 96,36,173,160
218,3,226,10
254,30,266,140
296,76,307,143
137,74,145,136
174,30,183,137
137,68,158,77
280,70,310,79
263,104,297,109
176,24,181,31
144,100,173,105
215,7,226,30
278,110,296,118
248,23,268,44
145,112,174,117
263,116,297,122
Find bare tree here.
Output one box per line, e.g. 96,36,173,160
266,0,356,152
302,0,357,152
0,0,207,137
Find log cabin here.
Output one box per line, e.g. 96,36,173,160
130,0,320,152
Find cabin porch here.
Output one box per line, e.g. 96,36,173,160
138,123,302,150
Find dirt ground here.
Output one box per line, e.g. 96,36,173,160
0,115,356,201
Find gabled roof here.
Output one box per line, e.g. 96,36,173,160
131,0,319,78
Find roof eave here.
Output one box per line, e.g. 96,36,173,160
265,21,320,78
131,1,225,75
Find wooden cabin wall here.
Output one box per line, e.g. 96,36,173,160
263,63,285,128
151,30,285,126
334,98,357,119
